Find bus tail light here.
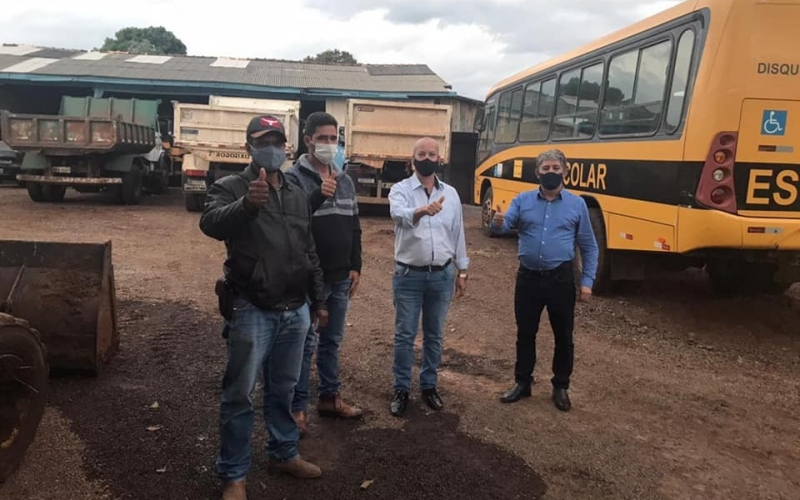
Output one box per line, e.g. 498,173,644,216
696,132,738,214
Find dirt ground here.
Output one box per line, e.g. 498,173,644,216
0,185,798,500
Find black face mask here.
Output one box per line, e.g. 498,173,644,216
414,159,437,177
539,172,563,190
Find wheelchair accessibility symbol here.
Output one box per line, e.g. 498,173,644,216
762,110,787,136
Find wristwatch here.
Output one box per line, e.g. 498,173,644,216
458,270,469,279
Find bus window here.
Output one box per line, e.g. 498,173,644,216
477,104,496,161
519,77,556,142
553,63,603,140
600,39,672,136
495,87,524,144
666,30,696,132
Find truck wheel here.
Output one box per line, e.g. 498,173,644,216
42,185,66,203
25,184,45,203
184,193,206,212
148,172,169,194
0,315,48,483
148,156,171,194
121,168,143,205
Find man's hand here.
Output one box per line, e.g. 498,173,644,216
246,167,270,209
455,275,467,298
425,196,446,216
492,204,505,227
321,177,337,198
348,270,360,299
313,309,329,331
413,196,446,222
578,286,592,302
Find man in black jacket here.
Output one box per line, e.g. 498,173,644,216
285,112,363,435
200,115,327,500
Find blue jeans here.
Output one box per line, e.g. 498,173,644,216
392,263,455,392
216,298,309,482
293,279,352,412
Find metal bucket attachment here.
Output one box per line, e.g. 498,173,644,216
0,240,118,374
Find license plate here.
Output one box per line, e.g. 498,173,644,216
53,166,71,174
184,179,207,192
358,178,375,184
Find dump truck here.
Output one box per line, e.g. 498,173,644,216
342,99,453,204
174,96,300,212
0,239,118,482
0,96,171,205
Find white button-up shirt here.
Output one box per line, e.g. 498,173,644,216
388,174,469,271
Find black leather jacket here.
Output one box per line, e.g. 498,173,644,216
199,166,326,312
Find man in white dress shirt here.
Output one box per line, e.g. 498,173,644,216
387,137,469,417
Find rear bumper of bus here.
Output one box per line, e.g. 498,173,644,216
678,206,800,253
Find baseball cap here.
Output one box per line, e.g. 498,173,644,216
246,115,287,142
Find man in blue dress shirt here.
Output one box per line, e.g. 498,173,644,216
491,149,599,412
387,137,470,417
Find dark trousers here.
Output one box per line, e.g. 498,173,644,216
513,262,576,390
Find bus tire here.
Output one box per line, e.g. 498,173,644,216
575,207,611,293
0,315,48,483
481,186,498,237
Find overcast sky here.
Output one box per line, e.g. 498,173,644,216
0,0,681,100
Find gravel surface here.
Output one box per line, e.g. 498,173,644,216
0,185,798,500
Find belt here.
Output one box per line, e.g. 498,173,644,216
397,259,452,273
519,260,572,276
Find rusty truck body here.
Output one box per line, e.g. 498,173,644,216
0,96,172,205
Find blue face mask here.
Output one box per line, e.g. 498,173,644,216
251,145,286,172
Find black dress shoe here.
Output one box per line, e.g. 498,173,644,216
500,382,531,404
421,388,444,411
390,390,409,417
552,388,571,412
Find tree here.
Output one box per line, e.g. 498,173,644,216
303,49,358,65
100,27,187,55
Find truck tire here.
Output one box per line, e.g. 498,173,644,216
185,193,206,212
148,156,171,194
121,168,143,205
0,314,48,483
42,185,66,203
25,183,45,203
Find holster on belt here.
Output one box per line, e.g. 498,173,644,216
214,277,234,322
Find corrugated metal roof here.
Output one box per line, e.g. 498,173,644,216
0,47,453,95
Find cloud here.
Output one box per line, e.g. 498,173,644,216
0,0,682,100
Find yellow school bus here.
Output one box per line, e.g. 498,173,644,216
473,0,800,294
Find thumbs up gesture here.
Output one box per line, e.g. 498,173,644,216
424,196,446,216
247,167,270,209
492,203,505,227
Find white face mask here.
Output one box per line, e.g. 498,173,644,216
312,143,337,164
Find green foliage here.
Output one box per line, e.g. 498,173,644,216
100,27,187,55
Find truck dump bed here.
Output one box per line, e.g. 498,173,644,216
0,96,158,156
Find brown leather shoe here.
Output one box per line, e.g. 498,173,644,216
268,457,322,478
221,479,246,500
317,393,363,418
292,410,309,438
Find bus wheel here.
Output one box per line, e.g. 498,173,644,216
481,186,496,237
